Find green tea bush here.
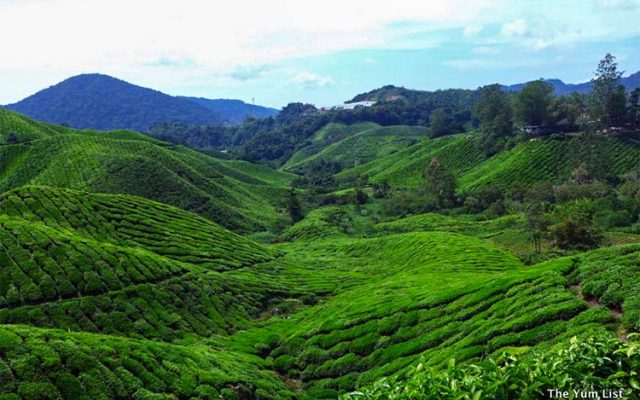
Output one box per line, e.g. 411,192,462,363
342,333,640,400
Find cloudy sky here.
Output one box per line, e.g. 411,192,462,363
1,0,639,108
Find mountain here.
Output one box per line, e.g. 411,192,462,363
3,74,277,131
503,71,640,95
181,96,278,124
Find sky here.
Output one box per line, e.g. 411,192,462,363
1,0,639,108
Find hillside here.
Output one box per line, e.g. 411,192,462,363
337,133,640,191
1,107,640,399
353,71,640,106
0,109,290,232
3,74,277,131
2,183,637,398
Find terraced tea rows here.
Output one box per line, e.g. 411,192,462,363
231,234,620,398
0,186,274,270
0,325,288,399
282,122,381,170
458,136,640,191
0,136,283,232
338,134,486,186
0,188,300,343
337,133,640,192
284,126,427,173
0,215,190,306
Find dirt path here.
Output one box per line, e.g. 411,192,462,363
570,284,627,341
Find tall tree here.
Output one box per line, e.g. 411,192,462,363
526,203,551,254
513,81,554,126
628,88,640,126
285,189,304,223
589,53,627,129
424,157,457,209
428,108,449,138
473,84,513,154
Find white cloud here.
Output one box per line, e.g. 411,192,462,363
0,0,500,73
463,24,484,38
1,0,640,104
290,72,335,89
501,19,529,37
601,0,639,9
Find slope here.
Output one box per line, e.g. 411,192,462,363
284,125,427,173
336,133,640,191
231,232,618,398
282,122,381,170
0,187,300,341
337,134,487,186
0,110,289,232
0,187,300,399
457,135,640,191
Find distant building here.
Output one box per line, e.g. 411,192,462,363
331,101,376,110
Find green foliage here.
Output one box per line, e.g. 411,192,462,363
423,157,457,209
341,333,640,400
0,110,289,232
0,325,288,399
589,53,627,128
473,84,514,154
513,80,554,126
551,201,604,250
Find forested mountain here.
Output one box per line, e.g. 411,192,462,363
180,96,278,123
3,74,277,131
502,70,640,95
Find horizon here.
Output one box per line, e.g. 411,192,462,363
1,0,639,108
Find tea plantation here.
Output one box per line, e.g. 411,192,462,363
1,109,640,399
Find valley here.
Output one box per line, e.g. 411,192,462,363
1,60,640,399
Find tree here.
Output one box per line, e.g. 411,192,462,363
428,108,449,138
286,189,304,223
526,203,551,253
551,202,603,250
5,132,19,145
473,84,513,154
628,88,640,127
513,80,554,126
551,93,586,127
474,84,513,135
424,157,457,209
589,53,627,129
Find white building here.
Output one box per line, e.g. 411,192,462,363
331,101,376,110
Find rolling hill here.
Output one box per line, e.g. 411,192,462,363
0,109,291,232
1,107,640,399
337,132,640,191
283,125,426,173
3,74,277,131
